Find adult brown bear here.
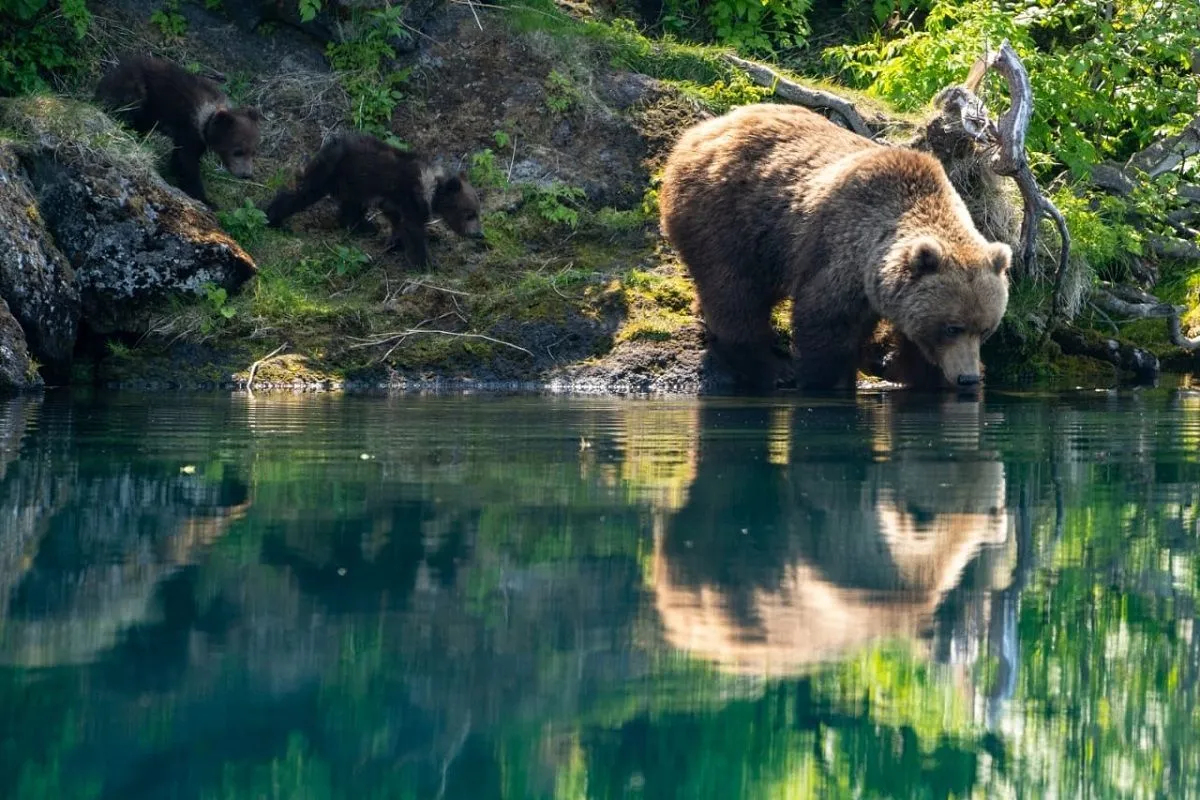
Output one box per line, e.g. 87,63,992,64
659,104,1011,392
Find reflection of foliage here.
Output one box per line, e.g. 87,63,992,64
3,396,1200,798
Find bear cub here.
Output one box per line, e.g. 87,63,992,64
265,132,483,268
95,55,263,207
659,103,1011,393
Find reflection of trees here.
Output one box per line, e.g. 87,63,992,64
1,391,1199,798
0,396,252,668
653,400,1012,676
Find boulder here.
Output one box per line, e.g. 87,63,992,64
0,97,256,360
0,298,40,391
0,146,79,380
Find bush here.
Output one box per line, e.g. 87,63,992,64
0,0,91,95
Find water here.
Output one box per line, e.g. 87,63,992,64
1,389,1199,799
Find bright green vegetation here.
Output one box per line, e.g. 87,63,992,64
2,391,1199,797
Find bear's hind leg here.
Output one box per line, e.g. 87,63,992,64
789,292,867,391
698,292,787,393
337,201,379,236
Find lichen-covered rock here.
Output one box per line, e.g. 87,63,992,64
0,97,256,339
0,298,41,391
0,147,79,379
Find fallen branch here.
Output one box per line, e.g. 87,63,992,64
722,54,873,138
1093,286,1200,351
245,341,290,396
1125,114,1200,179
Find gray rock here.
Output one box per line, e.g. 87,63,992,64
0,147,79,379
0,297,40,391
0,97,256,344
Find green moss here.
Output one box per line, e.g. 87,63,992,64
612,267,696,343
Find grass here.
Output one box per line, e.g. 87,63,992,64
0,95,165,174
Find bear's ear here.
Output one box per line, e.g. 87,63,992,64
907,236,943,277
243,107,265,123
988,242,1012,276
208,109,235,136
442,175,463,193
457,170,470,183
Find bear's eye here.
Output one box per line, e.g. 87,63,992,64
943,324,966,339
232,149,245,158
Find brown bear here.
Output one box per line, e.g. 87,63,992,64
658,103,1011,392
95,55,263,207
264,132,484,268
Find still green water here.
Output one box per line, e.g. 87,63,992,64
1,389,1198,799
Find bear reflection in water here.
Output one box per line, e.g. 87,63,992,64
653,400,1012,676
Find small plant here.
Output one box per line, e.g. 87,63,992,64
469,148,507,190
329,244,370,276
525,184,586,229
203,0,221,10
327,5,413,135
217,199,268,247
298,0,321,21
151,0,187,39
106,340,131,358
205,284,237,318
544,70,579,114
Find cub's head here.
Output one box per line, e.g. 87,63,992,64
888,235,1011,391
433,172,484,239
207,107,264,179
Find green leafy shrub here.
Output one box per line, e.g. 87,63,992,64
151,0,188,40
217,200,269,247
0,0,91,94
661,0,814,55
326,4,412,135
825,0,1200,179
525,184,587,229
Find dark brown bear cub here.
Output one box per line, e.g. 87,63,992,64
95,55,263,207
265,133,483,268
659,103,1011,393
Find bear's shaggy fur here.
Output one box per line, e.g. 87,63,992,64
95,55,263,206
264,132,483,268
659,104,1012,392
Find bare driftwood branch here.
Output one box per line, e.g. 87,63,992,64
245,341,290,396
347,329,534,359
722,54,873,138
978,41,1072,313
1093,285,1200,351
